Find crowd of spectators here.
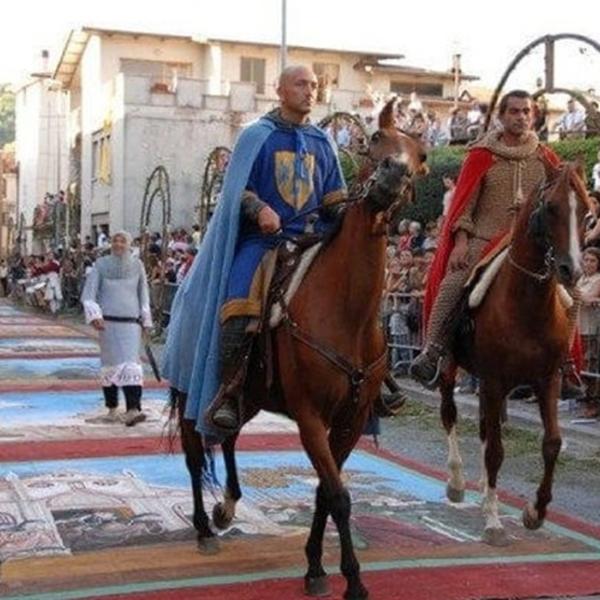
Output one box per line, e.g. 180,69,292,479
3,225,202,316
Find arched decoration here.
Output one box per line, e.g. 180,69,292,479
139,165,172,331
198,147,231,236
318,112,369,155
485,33,600,131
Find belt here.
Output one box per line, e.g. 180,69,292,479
103,315,142,325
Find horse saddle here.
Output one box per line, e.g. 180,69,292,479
466,236,573,311
267,236,323,329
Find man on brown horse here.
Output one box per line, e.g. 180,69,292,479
410,89,584,397
207,65,350,432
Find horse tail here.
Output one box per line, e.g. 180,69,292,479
162,386,183,454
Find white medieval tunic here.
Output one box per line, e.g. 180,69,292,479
81,255,152,387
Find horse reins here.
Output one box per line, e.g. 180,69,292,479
283,314,388,405
507,246,554,283
274,158,412,406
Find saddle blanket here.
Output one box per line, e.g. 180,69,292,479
221,239,323,327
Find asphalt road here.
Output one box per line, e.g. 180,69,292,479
378,386,600,526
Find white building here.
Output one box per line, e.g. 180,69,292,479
21,27,478,242
14,63,69,251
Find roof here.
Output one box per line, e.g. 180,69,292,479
357,59,479,82
53,25,479,88
53,26,406,87
53,29,91,87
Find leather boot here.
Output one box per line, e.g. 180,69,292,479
375,375,407,417
409,343,446,390
211,317,253,431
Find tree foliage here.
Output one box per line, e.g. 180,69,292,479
399,137,600,225
0,84,15,147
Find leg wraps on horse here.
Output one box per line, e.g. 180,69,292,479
426,239,488,350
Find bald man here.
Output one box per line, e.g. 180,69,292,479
203,65,347,431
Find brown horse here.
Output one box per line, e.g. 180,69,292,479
171,98,427,600
439,163,590,545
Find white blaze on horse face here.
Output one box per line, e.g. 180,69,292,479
569,191,582,275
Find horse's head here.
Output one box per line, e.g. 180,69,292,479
528,162,591,286
365,97,428,214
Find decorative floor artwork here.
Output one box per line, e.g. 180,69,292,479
0,389,170,442
1,302,600,600
1,449,600,599
0,325,87,339
0,356,101,381
0,337,99,356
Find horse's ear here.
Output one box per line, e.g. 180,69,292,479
541,155,560,183
378,97,396,130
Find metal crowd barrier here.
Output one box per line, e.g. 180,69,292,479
383,292,424,373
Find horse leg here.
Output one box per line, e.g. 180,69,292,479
440,373,466,503
304,408,370,599
212,433,242,530
175,390,219,554
299,415,369,600
304,483,331,597
478,379,508,546
523,374,562,530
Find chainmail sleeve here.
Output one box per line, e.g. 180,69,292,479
80,266,103,323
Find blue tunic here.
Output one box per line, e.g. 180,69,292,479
223,117,346,321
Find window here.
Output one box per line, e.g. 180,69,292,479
390,81,444,98
240,57,266,94
91,130,112,185
313,62,340,103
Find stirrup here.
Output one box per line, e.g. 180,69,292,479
410,343,445,390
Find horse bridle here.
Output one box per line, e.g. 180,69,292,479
507,181,556,283
350,155,417,225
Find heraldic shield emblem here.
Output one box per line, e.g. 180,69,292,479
275,151,315,210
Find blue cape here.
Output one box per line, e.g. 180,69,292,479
162,118,275,435
162,115,340,442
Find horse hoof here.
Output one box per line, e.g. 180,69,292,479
304,575,330,597
212,502,233,530
482,527,509,547
522,503,544,530
197,535,220,555
344,583,369,600
446,483,465,503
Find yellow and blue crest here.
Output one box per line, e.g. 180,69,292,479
275,151,315,210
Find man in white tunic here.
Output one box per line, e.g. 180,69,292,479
81,231,153,426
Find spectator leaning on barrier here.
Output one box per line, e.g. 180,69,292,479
396,220,412,252
583,192,600,248
408,221,424,251
533,97,549,142
423,221,440,251
557,99,586,139
0,259,8,297
442,175,457,219
577,247,600,419
448,108,469,145
593,151,600,193
585,101,600,139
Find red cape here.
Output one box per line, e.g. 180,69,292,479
423,144,582,370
